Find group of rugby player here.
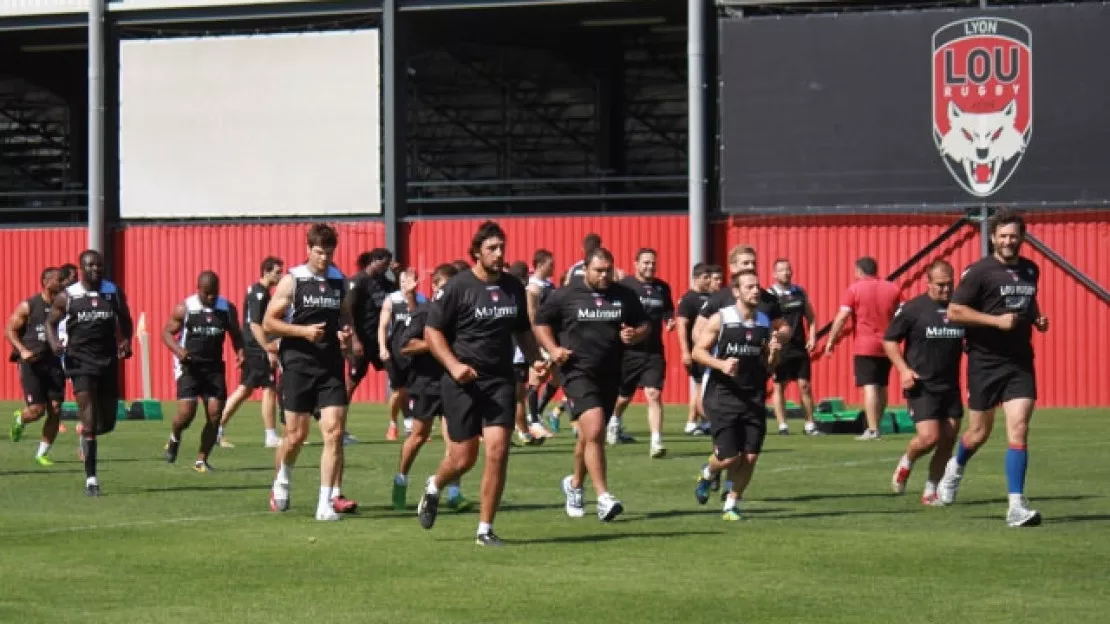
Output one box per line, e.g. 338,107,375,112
6,208,1047,542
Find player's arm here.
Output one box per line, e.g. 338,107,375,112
44,293,67,356
691,295,720,345
525,283,541,325
377,296,393,359
947,266,1008,329
675,315,692,359
6,301,33,360
114,287,134,343
162,303,190,361
620,291,652,345
263,275,317,340
338,284,357,355
663,285,676,331
825,307,853,354
692,313,725,371
226,302,246,358
399,316,429,356
767,333,783,370
424,281,475,382
531,293,568,364
804,297,818,351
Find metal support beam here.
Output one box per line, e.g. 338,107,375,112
688,0,708,268
87,0,105,253
382,0,407,260
595,42,626,177
980,205,991,257
1024,232,1110,306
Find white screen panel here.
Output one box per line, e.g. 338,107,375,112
120,30,381,219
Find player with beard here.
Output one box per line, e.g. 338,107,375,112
693,270,783,520
768,259,821,436
524,249,563,433
675,263,718,436
535,248,650,522
883,260,964,505
390,263,471,511
347,248,399,440
940,210,1047,527
218,256,284,449
416,221,545,546
377,266,425,439
7,267,65,465
162,271,245,472
610,248,674,456
264,224,358,521
45,250,134,496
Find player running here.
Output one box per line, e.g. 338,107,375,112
611,248,674,456
45,250,134,496
534,247,649,522
218,256,284,449
347,248,399,439
7,267,65,465
941,210,1047,527
416,221,545,546
674,262,717,436
768,258,821,436
693,270,783,521
264,224,358,521
390,263,471,511
883,260,964,504
162,271,245,472
524,249,563,433
507,260,544,445
378,267,425,438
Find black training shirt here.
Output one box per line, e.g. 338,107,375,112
618,276,673,355
699,287,783,321
883,294,965,393
534,281,649,378
950,255,1039,366
242,282,271,354
677,289,711,351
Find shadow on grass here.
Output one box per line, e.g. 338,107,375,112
956,494,1100,507
665,448,792,459
760,492,897,503
1047,514,1110,524
131,483,269,494
633,507,792,521
447,529,725,546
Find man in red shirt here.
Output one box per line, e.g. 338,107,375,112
825,257,901,440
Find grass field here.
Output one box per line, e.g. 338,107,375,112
1,402,1107,624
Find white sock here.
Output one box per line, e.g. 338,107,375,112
425,476,439,496
36,442,51,458
169,434,178,443
723,496,738,511
217,426,225,439
333,487,342,499
702,465,716,480
779,423,789,431
1008,493,1025,508
899,454,914,470
276,462,291,484
318,486,333,509
608,416,620,430
684,422,697,433
395,473,408,486
86,476,98,486
264,428,277,440
477,521,492,536
924,480,937,497
804,421,815,432
650,432,662,446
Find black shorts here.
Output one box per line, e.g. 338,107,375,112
563,373,620,421
967,362,1036,412
854,355,892,387
440,375,516,442
685,362,706,381
906,385,963,422
69,364,120,398
240,351,275,389
176,362,228,401
281,365,348,414
408,392,443,423
706,400,767,458
20,359,65,405
619,351,666,396
348,350,404,389
774,353,812,383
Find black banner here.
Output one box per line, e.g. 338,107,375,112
718,4,1110,212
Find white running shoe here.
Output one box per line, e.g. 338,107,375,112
856,429,881,441
342,432,358,446
891,463,910,495
315,506,341,521
562,475,585,518
597,492,624,522
650,442,666,459
937,457,963,504
1006,498,1042,527
264,437,281,449
605,421,620,446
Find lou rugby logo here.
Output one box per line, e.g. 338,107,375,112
932,17,1032,197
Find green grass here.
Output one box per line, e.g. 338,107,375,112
1,402,1108,623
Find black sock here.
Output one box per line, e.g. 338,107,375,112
526,388,540,422
84,437,98,479
538,385,559,413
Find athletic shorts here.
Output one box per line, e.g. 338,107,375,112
706,399,767,458
408,392,443,423
619,351,666,396
176,362,228,401
440,375,516,442
563,373,620,421
281,365,348,414
685,362,706,381
348,349,404,389
854,355,892,388
774,353,812,383
906,385,963,422
967,361,1036,412
240,351,275,389
20,359,65,405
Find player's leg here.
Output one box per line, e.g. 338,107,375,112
722,413,766,519
166,368,200,464
644,386,665,457
217,382,252,447
72,378,100,495
608,358,640,445
260,386,279,446
270,368,313,513
436,415,469,511
854,356,883,439
315,403,347,521
771,381,789,435
694,411,740,506
35,397,62,465
194,395,221,470
512,370,536,445
892,409,940,495
394,396,434,510
1001,368,1040,526
797,357,819,435
12,363,46,443
418,412,480,530
684,366,704,434
924,415,960,505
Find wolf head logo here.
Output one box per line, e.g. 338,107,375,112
932,17,1032,197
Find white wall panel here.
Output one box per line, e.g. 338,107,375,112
119,30,381,219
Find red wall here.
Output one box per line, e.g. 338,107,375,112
114,221,387,402
0,227,89,401
403,214,693,404
718,211,1110,408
